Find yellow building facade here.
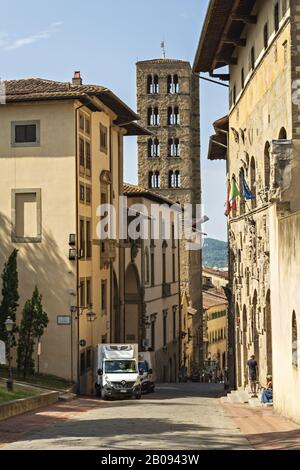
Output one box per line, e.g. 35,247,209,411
0,73,147,393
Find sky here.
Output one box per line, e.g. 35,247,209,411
0,0,228,241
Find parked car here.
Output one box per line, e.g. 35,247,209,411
138,352,155,394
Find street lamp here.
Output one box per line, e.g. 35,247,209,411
5,316,14,392
87,311,97,353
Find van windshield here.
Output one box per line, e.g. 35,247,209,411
104,360,137,374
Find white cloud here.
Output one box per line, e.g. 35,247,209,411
0,22,63,51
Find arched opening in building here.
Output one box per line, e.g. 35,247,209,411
124,263,142,349
265,289,272,375
148,171,160,189
147,107,159,126
242,305,248,386
167,74,179,94
264,142,271,190
250,156,256,210
147,74,159,94
168,170,181,188
148,138,160,158
278,127,287,140
236,303,242,388
113,270,121,343
292,311,298,368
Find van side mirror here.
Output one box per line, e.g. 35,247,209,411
98,369,103,376
148,369,153,375
139,369,144,375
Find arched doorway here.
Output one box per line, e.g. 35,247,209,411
124,263,142,349
242,305,248,387
265,290,272,375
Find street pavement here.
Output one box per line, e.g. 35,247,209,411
0,383,252,450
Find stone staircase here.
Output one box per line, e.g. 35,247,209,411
221,387,266,407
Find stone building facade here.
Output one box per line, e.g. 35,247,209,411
136,59,203,373
194,0,300,422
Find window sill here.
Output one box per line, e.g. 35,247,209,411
11,142,40,148
12,236,42,244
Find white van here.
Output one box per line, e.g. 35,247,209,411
95,344,142,400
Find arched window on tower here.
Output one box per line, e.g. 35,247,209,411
148,107,159,126
148,139,160,158
168,106,180,125
149,171,160,189
169,170,181,188
147,74,159,94
292,311,298,368
168,138,180,157
167,74,179,94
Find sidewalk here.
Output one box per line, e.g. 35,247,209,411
0,398,100,447
223,402,300,450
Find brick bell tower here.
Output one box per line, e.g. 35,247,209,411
136,56,203,368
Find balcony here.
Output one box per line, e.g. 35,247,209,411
162,283,171,298
100,239,117,269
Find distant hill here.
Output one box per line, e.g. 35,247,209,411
203,238,228,268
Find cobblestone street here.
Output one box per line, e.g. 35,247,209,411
0,384,252,450
1,384,299,450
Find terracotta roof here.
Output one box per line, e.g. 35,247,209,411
203,267,228,280
3,77,148,132
123,183,180,208
137,58,190,66
193,0,256,72
203,289,228,310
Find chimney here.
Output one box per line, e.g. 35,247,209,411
72,71,82,86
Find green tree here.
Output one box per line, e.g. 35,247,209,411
0,249,19,347
17,287,49,378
